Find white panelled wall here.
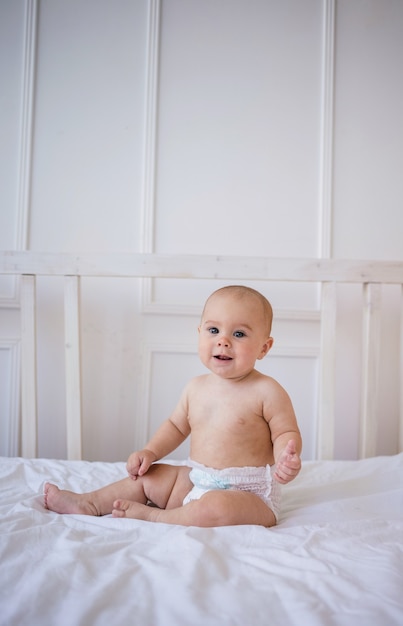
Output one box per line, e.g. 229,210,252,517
1,0,402,461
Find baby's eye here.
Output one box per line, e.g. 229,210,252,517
208,327,219,334
233,330,246,338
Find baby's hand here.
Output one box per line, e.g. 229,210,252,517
126,449,157,480
273,440,301,484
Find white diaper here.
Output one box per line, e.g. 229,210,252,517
183,458,281,521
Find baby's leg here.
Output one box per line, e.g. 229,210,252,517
45,463,191,516
44,477,144,516
113,489,276,528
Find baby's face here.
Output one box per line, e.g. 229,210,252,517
198,292,273,381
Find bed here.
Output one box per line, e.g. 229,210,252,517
1,454,402,625
0,251,403,625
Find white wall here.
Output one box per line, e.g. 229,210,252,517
1,0,402,461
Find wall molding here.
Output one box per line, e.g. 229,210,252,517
270,345,319,358
318,0,335,258
135,342,195,448
140,0,336,314
0,339,21,456
134,341,319,449
141,299,321,322
1,0,37,308
140,0,160,312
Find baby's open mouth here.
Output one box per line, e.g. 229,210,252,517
214,355,232,360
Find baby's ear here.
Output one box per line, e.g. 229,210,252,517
258,337,274,359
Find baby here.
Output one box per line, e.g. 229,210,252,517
45,285,302,527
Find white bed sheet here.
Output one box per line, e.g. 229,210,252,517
0,453,402,626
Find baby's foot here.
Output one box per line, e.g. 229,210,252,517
44,483,99,516
112,499,158,522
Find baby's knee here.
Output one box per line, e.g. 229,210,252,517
146,464,191,509
196,491,235,527
197,490,275,528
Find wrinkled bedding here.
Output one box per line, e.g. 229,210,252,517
1,454,402,626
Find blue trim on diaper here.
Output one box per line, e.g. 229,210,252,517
189,468,230,490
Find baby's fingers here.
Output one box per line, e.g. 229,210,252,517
137,457,150,477
274,448,301,484
126,455,142,479
127,465,140,480
274,462,296,481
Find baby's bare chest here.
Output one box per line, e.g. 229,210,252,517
189,391,267,433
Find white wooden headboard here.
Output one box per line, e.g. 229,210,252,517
1,251,402,461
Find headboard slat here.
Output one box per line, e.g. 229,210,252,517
317,282,337,459
1,252,403,284
400,285,403,454
359,283,382,458
20,275,37,458
64,276,83,460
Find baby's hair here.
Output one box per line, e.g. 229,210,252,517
203,285,273,336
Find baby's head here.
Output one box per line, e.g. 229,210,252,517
201,285,273,337
198,286,274,377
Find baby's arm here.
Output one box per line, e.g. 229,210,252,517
126,448,158,480
265,382,302,484
273,438,301,484
127,418,188,479
127,387,191,480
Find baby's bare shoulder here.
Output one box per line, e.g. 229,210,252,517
254,371,293,406
254,370,285,391
183,374,210,394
